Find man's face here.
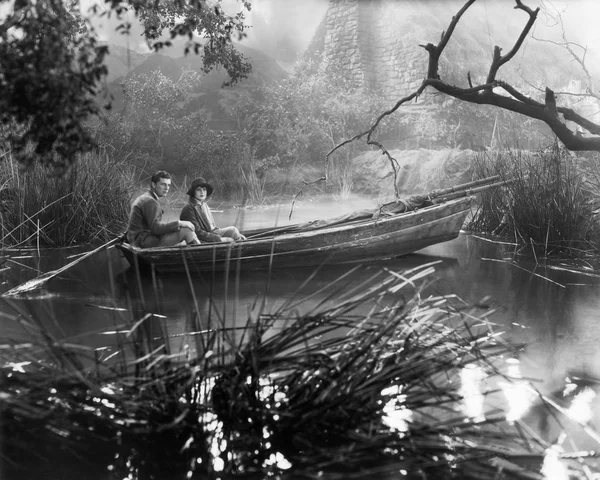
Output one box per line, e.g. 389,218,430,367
194,186,207,202
152,178,171,198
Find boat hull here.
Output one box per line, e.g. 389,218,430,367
116,197,472,273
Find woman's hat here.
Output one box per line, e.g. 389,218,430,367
187,178,214,197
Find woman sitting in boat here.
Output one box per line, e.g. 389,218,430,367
180,178,246,243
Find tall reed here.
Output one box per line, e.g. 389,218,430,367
467,145,600,255
1,263,596,479
0,149,138,247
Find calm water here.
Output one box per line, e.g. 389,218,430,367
3,200,600,450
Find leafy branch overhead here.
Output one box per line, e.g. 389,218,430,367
0,0,252,171
329,0,600,176
104,0,252,85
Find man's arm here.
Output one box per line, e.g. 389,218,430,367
143,198,179,236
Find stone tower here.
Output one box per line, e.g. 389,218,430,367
322,0,432,102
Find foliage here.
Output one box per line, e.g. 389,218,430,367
100,54,394,200
5,264,596,479
217,56,392,197
263,57,390,163
94,70,208,167
0,0,108,171
0,149,138,247
466,145,600,255
0,0,252,171
128,0,252,86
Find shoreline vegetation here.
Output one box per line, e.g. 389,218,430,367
0,149,137,248
2,144,600,261
2,264,600,479
467,145,600,259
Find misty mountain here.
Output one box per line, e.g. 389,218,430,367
103,43,289,129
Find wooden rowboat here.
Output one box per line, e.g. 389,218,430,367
115,196,473,273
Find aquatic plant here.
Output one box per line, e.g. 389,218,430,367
1,263,598,479
466,145,600,256
0,149,138,247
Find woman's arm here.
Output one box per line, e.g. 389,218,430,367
180,204,222,242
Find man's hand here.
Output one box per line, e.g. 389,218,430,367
179,220,195,231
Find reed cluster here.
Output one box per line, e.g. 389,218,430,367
467,145,600,256
0,149,138,247
1,263,597,479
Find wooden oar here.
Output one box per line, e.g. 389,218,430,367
244,225,296,240
432,178,514,203
3,236,123,296
428,175,502,198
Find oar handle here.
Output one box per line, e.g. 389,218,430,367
429,175,502,198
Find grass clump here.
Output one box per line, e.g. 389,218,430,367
466,144,600,256
2,263,598,479
0,149,138,247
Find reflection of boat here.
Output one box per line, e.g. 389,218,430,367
116,196,473,273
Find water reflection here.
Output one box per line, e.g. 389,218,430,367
498,358,537,423
422,236,600,387
459,364,486,423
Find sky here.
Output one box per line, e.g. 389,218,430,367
86,0,329,62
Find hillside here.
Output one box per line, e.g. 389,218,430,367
104,43,289,129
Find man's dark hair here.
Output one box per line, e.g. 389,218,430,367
151,171,171,184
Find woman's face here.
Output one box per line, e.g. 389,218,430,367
194,186,207,201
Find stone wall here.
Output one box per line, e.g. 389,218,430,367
323,0,430,102
323,0,365,89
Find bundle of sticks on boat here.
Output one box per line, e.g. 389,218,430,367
246,175,512,237
374,175,512,219
271,175,512,233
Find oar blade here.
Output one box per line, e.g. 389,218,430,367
2,236,122,297
3,272,58,296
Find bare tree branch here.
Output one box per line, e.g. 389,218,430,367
486,0,539,83
420,0,477,80
325,88,423,198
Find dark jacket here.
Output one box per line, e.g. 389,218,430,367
126,190,180,247
180,200,222,242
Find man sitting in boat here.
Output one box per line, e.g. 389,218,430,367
181,178,246,243
126,171,201,247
